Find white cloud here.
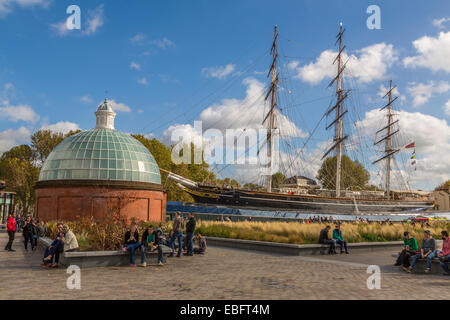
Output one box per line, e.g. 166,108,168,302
80,95,93,104
201,64,236,79
51,4,104,37
290,43,397,85
0,126,31,154
130,61,141,70
162,77,306,148
83,4,104,35
407,81,450,107
137,77,148,85
0,104,39,123
403,31,450,73
357,109,450,189
432,17,450,29
108,99,131,113
377,84,406,102
445,99,450,116
0,0,50,16
150,37,175,49
130,34,175,49
40,121,80,134
130,33,146,45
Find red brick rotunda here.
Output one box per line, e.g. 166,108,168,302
35,99,166,222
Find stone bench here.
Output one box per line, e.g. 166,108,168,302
37,237,171,268
205,236,403,256
391,252,447,274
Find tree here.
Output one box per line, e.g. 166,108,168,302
243,183,261,190
31,129,81,166
316,155,370,190
271,172,286,189
0,145,39,214
435,180,450,191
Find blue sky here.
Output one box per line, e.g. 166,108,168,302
0,0,449,190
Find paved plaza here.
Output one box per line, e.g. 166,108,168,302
0,232,448,300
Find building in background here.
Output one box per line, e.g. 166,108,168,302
0,181,15,224
432,186,450,211
34,99,166,222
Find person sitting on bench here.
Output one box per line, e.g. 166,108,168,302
438,230,450,276
406,230,436,273
123,222,141,267
396,231,418,269
332,224,349,254
319,226,336,254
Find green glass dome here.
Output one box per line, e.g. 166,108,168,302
39,129,161,184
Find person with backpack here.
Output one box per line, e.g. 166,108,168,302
169,212,184,257
4,212,17,252
185,213,196,256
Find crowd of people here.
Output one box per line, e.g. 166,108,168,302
4,211,48,252
122,212,207,267
4,210,449,275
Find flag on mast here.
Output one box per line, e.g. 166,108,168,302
405,142,415,148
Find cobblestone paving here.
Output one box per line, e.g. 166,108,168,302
0,233,448,300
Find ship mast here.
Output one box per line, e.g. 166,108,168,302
322,22,349,198
263,25,278,192
373,80,400,199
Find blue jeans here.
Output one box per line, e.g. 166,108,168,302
171,231,183,256
335,239,348,252
141,245,146,264
440,255,450,274
186,232,194,255
124,242,141,264
410,251,434,269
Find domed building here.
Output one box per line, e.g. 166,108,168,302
35,99,166,222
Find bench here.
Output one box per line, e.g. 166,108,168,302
37,237,171,268
392,252,447,274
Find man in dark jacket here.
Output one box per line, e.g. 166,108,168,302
318,225,336,254
4,212,17,252
22,216,36,251
185,213,196,256
154,223,166,265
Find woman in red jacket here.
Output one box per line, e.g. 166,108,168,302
4,212,17,252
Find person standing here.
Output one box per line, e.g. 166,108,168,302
4,212,17,252
318,225,336,254
22,216,36,251
332,224,349,254
170,212,184,257
396,231,418,268
185,213,196,256
406,230,436,273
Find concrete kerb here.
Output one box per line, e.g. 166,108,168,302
205,236,403,256
37,237,171,268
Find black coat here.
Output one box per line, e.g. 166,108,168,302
22,221,36,236
124,230,139,245
318,228,331,244
186,217,196,233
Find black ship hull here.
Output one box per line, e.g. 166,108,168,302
183,187,434,214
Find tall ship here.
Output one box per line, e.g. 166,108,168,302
164,23,434,214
